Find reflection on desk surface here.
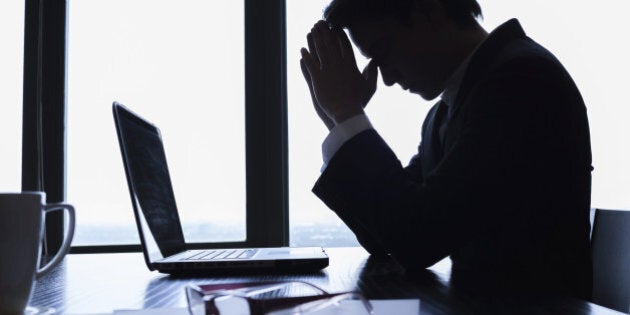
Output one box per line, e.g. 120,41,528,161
30,247,624,315
88,299,420,315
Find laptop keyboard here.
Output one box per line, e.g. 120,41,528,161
182,249,258,261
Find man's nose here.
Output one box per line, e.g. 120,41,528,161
379,66,399,87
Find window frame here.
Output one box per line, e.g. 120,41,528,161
22,0,288,254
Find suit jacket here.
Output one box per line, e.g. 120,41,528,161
313,19,593,299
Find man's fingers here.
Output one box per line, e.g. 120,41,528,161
361,60,378,108
300,58,317,103
311,24,333,67
301,58,335,130
312,20,341,68
334,27,357,65
310,26,329,67
300,48,318,78
315,20,338,53
300,56,313,87
306,33,321,70
363,59,379,88
301,59,319,106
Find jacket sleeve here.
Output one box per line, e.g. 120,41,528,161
313,127,492,268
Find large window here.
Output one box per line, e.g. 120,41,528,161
67,1,246,245
24,0,630,251
0,1,24,192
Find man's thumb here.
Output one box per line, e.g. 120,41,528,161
363,60,378,92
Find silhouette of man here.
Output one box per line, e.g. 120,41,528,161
300,0,593,299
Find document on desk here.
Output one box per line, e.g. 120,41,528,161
366,299,421,314
80,299,420,315
113,309,187,315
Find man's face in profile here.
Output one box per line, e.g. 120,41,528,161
348,14,452,101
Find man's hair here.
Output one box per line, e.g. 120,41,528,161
324,0,482,29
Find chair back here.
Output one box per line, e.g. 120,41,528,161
591,208,630,313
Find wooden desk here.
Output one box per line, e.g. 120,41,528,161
30,247,623,314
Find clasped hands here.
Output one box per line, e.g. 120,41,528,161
300,20,378,130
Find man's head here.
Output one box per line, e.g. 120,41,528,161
324,0,485,100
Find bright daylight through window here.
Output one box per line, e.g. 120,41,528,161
67,1,245,245
0,2,23,193
62,0,629,247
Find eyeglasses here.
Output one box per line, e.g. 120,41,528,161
185,281,373,315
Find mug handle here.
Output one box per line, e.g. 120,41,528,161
36,203,76,278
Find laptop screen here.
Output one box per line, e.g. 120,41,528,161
114,103,186,263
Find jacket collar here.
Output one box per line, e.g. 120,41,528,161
448,19,527,112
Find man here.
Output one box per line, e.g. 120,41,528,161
300,0,593,299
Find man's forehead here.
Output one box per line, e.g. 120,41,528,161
347,20,393,58
347,30,372,58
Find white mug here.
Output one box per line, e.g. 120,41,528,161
0,192,75,315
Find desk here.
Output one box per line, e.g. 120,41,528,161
30,247,623,314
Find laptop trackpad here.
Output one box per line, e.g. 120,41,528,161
262,247,324,259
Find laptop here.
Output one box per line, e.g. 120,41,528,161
112,102,328,274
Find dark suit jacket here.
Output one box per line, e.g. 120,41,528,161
313,19,593,299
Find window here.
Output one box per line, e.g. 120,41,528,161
67,1,247,246
0,1,24,192
26,0,630,252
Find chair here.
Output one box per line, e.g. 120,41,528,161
591,208,630,313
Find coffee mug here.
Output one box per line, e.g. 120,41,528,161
0,192,75,315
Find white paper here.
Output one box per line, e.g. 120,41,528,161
113,308,188,315
73,299,420,315
305,299,420,315
371,299,420,315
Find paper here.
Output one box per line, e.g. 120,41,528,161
74,299,420,315
113,308,188,315
298,299,420,315
372,299,420,314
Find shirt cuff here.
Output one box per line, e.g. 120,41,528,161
321,114,373,171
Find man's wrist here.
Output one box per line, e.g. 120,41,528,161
332,108,365,125
322,114,373,169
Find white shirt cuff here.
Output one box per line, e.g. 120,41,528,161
321,114,373,171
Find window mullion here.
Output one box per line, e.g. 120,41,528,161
245,0,289,247
22,0,68,255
